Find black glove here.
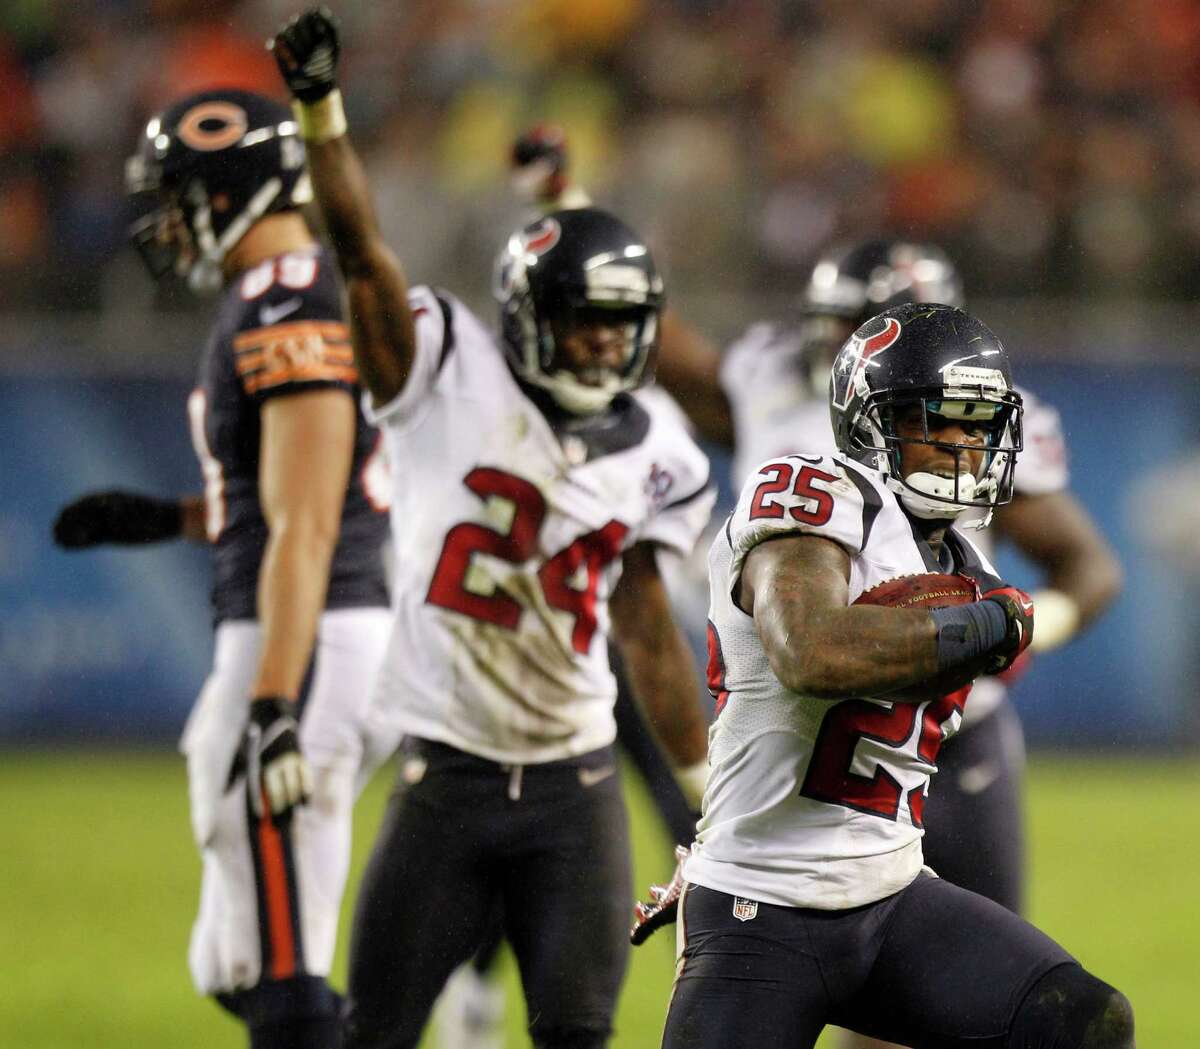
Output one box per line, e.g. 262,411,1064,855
53,490,182,548
630,845,690,946
270,6,341,103
981,585,1035,673
511,124,572,207
244,697,312,820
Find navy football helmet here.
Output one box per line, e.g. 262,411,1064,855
493,207,663,414
830,302,1023,523
125,89,310,292
794,238,965,397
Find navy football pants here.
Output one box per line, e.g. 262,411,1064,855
344,738,631,1049
663,874,1076,1049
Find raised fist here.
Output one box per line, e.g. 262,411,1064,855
270,6,341,103
511,123,570,207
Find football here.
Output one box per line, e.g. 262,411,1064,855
853,572,979,611
853,573,982,701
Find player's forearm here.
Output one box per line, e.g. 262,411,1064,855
760,604,941,700
180,494,209,543
614,624,709,768
252,520,339,699
656,312,734,445
1042,547,1123,629
304,132,384,279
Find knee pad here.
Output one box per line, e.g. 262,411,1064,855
1009,963,1135,1049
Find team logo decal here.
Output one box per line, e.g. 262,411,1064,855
523,217,561,256
832,315,902,410
732,897,759,922
177,102,249,152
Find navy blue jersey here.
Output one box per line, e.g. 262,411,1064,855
187,246,390,623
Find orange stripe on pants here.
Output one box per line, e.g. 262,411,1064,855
257,805,297,980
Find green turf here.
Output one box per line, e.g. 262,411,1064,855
2,751,1194,1047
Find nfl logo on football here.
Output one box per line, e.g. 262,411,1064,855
732,897,759,922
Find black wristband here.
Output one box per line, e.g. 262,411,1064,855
125,496,183,543
929,601,1010,673
249,696,297,728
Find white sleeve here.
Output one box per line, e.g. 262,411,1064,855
727,454,870,587
362,285,450,429
636,405,716,558
1014,386,1070,495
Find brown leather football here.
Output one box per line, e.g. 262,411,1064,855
853,573,979,610
853,573,983,700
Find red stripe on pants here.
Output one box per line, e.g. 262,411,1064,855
257,805,297,980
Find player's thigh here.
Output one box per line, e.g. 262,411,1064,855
182,620,261,847
844,874,1074,1049
663,884,828,1049
502,759,632,1039
921,702,1025,911
345,751,499,1049
299,606,393,773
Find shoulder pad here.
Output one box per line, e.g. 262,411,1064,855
727,454,875,578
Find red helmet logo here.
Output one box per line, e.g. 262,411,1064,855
523,217,561,256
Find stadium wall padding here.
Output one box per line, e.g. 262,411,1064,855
1,363,1195,748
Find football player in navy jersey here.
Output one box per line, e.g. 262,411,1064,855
271,10,715,1049
53,89,397,1049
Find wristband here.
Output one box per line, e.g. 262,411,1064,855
1029,589,1080,652
292,89,347,144
929,601,1010,672
674,761,708,810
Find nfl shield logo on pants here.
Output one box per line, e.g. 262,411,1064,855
732,897,758,922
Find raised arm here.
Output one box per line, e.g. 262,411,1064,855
609,542,709,803
655,311,734,445
270,8,415,406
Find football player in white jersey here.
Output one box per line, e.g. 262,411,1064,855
653,302,1134,1048
270,10,715,1049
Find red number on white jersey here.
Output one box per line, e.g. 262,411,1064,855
427,467,628,650
748,461,837,525
799,688,967,825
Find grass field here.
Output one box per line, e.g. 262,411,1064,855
3,751,1196,1048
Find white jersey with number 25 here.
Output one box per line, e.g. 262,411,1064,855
684,451,1001,910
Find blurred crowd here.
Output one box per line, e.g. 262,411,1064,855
4,0,1200,315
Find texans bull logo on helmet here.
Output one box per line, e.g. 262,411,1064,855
830,314,902,412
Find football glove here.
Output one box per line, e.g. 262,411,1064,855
630,844,690,946
270,6,341,103
53,490,182,548
511,124,569,206
244,697,312,820
981,586,1035,673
